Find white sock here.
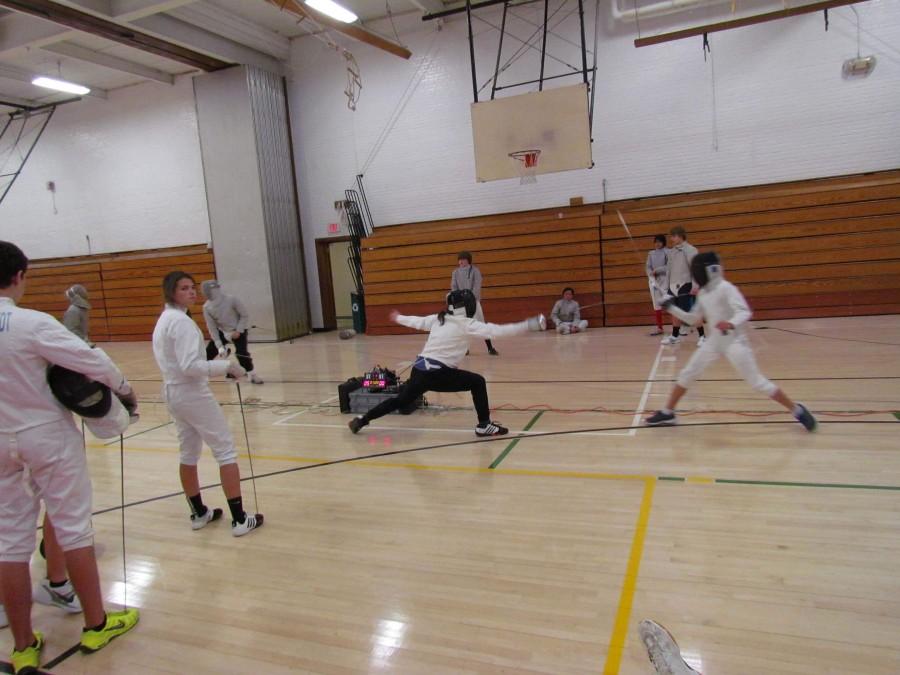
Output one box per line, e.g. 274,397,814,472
662,408,674,415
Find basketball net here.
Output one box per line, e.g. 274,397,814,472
509,149,541,185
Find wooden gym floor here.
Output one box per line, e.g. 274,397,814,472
2,315,899,674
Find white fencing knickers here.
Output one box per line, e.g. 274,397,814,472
163,383,238,466
0,417,94,562
676,337,778,396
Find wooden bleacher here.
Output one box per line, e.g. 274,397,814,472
362,169,900,334
21,244,216,341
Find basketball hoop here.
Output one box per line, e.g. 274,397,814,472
509,149,541,185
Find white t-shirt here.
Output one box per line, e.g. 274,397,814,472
396,312,529,368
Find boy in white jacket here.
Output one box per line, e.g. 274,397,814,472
348,290,545,436
644,252,817,431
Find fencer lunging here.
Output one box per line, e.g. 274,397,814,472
348,290,546,437
201,279,263,384
644,252,817,431
152,271,263,536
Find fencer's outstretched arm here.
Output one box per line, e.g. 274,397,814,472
233,295,250,333
465,318,529,339
35,317,131,394
171,315,229,379
202,305,222,348
393,313,437,332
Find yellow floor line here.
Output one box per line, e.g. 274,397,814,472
603,477,656,674
87,441,652,482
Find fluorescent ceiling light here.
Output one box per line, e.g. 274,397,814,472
31,76,90,96
305,0,358,23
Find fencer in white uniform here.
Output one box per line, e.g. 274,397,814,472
0,241,139,670
152,271,263,536
644,252,817,431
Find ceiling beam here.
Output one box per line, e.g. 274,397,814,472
168,1,290,61
0,0,230,70
634,0,866,47
264,0,412,60
0,94,39,108
0,61,108,97
132,13,284,74
42,41,175,83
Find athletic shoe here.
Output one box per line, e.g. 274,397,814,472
696,336,706,346
794,404,817,432
232,513,264,537
638,619,701,674
475,421,508,437
190,507,223,531
10,631,43,674
34,579,82,613
645,410,677,426
649,329,664,336
348,416,368,434
487,347,499,356
80,609,139,653
248,371,264,384
0,603,7,629
661,335,680,345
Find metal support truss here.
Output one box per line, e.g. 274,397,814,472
0,102,56,206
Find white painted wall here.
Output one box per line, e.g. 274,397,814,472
287,1,900,327
0,76,210,259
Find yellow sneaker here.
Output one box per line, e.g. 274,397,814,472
80,608,140,653
10,631,43,674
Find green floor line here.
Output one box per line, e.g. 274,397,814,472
716,478,900,491
489,411,544,469
893,412,900,421
657,476,685,482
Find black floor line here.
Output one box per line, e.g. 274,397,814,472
90,419,895,518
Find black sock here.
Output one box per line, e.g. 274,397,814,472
84,617,106,633
49,578,68,588
227,496,246,524
697,326,705,337
485,339,494,350
187,493,207,517
672,326,681,337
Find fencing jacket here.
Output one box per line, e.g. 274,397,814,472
63,304,90,341
451,266,483,301
665,242,698,293
665,278,753,352
550,298,581,324
203,294,250,346
0,297,129,432
153,304,229,385
396,312,529,369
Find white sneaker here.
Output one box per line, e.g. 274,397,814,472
34,579,82,614
0,602,8,628
248,371,264,384
232,513,264,537
191,507,223,530
696,336,706,346
661,335,680,345
638,619,701,674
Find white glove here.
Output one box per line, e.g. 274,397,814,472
527,314,547,331
217,346,228,358
226,361,246,379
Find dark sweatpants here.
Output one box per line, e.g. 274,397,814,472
361,366,490,424
206,330,254,372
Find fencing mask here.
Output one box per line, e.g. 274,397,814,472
691,251,724,288
447,289,477,318
47,364,133,439
65,284,90,310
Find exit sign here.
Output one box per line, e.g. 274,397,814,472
327,222,340,234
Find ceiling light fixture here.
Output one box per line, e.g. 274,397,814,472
305,0,358,23
31,76,91,96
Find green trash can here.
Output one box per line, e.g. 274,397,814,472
351,292,366,333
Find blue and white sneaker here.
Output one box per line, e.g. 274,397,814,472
34,578,82,613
